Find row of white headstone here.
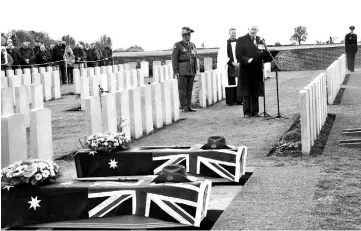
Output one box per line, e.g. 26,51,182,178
1,68,61,102
198,70,226,108
326,54,347,104
1,84,53,167
299,73,328,154
84,79,180,141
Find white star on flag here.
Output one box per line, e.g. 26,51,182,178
28,196,41,211
3,185,14,191
89,151,97,156
108,159,118,169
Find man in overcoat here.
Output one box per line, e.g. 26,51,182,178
236,25,272,118
345,26,358,72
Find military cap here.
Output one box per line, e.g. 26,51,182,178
181,27,194,35
349,26,355,30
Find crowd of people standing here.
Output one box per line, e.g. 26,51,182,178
1,39,113,84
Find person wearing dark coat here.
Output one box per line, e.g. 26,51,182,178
73,42,87,69
19,42,36,68
6,40,22,70
33,40,41,56
52,40,66,80
36,45,51,67
102,45,113,66
236,25,272,118
1,46,13,71
345,26,358,72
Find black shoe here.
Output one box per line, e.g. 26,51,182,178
244,114,252,118
181,107,190,112
253,114,261,117
236,102,243,105
187,107,197,112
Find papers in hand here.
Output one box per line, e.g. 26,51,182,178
257,44,266,50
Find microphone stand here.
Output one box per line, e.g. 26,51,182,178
261,40,288,121
258,61,272,118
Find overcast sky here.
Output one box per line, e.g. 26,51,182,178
1,0,360,51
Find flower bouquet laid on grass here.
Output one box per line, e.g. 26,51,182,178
86,132,130,154
1,159,61,186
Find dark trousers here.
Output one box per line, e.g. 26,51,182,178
346,52,356,71
178,75,195,108
65,66,74,84
228,77,236,85
87,62,95,68
243,96,259,116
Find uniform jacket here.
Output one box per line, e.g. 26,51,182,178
345,33,358,53
36,50,51,64
6,47,22,66
19,47,35,65
172,40,198,76
236,34,272,96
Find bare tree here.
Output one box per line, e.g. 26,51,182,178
290,26,308,45
96,34,112,51
61,34,76,47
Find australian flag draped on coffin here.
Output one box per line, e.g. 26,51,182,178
1,178,211,228
74,146,247,182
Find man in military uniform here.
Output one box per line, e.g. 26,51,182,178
345,26,358,72
172,27,198,112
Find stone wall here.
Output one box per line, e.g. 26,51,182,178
113,44,361,75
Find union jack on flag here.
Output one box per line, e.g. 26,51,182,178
145,180,211,227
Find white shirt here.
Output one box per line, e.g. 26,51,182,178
231,41,236,63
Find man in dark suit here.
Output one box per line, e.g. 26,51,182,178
345,26,358,72
236,26,272,118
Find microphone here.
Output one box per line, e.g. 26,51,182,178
259,38,266,44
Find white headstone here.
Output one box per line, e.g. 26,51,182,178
6,69,14,77
101,66,107,75
107,73,117,93
1,77,8,88
123,63,130,70
51,71,61,99
141,61,149,78
216,72,222,101
211,70,218,103
137,69,144,87
170,79,180,122
1,87,14,116
124,70,131,89
80,68,87,77
89,76,100,97
300,89,311,154
32,73,41,85
159,66,165,82
305,85,314,145
99,74,108,91
112,65,119,73
205,71,213,106
101,93,117,133
73,69,81,94
151,82,163,129
15,69,23,76
1,114,27,167
198,73,207,108
15,85,30,127
129,62,137,70
30,84,44,109
23,68,31,75
153,66,160,83
153,61,162,67
46,66,53,72
131,69,138,88
140,85,153,134
85,96,103,136
8,75,21,88
1,70,5,77
115,90,131,140
94,66,101,76
80,77,90,110
116,72,125,91
31,67,39,74
118,64,124,73
87,67,95,77
106,65,113,75
39,67,46,73
129,88,143,138
30,108,53,159
161,81,172,125
41,72,52,101
204,57,213,71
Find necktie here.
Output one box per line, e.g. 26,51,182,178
253,37,257,47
